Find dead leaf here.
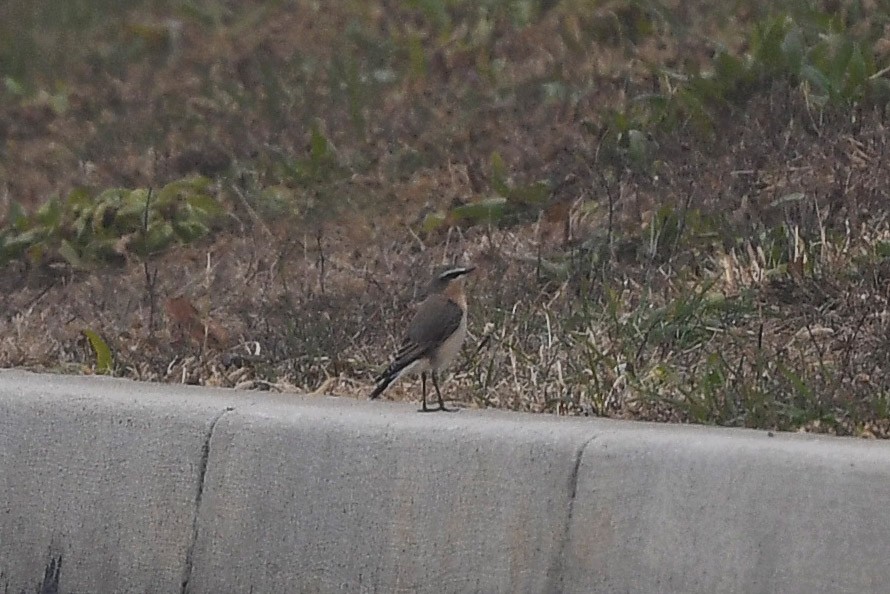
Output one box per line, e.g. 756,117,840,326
164,295,228,348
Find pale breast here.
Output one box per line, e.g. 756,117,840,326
430,311,467,370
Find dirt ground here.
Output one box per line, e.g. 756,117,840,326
2,0,890,437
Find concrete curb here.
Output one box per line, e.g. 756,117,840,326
564,424,890,594
1,370,889,593
0,370,240,594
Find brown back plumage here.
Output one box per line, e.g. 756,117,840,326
390,295,463,371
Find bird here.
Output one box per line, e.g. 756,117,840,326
369,265,475,412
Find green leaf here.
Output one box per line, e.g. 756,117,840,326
91,201,118,234
876,241,890,260
506,181,550,206
627,129,654,165
309,122,330,162
421,211,446,233
258,185,299,218
407,33,426,78
6,201,27,230
47,92,68,116
73,208,93,241
844,43,867,98
65,187,94,209
81,237,120,261
143,221,175,253
450,197,507,225
156,177,210,205
490,151,509,196
24,241,47,265
777,362,812,398
94,187,129,206
713,51,746,84
116,189,150,221
801,64,832,98
829,35,854,87
3,227,47,254
406,0,449,30
751,16,790,72
35,199,62,229
184,192,224,217
780,27,804,73
172,219,210,242
58,240,84,269
82,328,113,374
112,190,150,233
3,76,25,95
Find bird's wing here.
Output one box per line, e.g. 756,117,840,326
391,294,463,367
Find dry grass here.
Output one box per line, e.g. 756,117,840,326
2,0,890,437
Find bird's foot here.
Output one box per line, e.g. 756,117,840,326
417,404,459,413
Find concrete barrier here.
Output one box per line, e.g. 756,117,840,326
563,424,890,594
187,398,597,593
0,370,240,594
1,370,889,593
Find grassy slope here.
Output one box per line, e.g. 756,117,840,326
2,0,890,437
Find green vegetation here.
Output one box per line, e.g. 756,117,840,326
2,0,890,437
0,178,222,268
82,328,113,374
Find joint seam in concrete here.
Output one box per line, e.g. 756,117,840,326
545,433,598,593
180,406,234,594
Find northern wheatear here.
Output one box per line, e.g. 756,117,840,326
369,265,475,412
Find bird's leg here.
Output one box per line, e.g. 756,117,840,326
432,372,457,412
419,371,430,413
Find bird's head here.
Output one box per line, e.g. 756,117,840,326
426,265,475,296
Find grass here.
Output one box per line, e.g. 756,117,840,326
2,0,890,437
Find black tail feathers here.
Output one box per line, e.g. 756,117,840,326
369,374,394,399
369,362,401,399
370,348,428,399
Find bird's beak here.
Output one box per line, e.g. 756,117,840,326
460,266,476,276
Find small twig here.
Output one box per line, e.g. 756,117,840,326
868,64,890,81
405,225,426,251
144,265,159,336
802,313,828,381
841,310,869,372
142,187,158,336
316,230,326,296
634,321,656,366
668,177,696,264
599,169,616,258
231,183,273,239
5,280,55,321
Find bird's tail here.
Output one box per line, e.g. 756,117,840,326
369,376,394,399
369,360,408,399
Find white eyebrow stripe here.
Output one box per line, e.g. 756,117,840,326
439,267,470,279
